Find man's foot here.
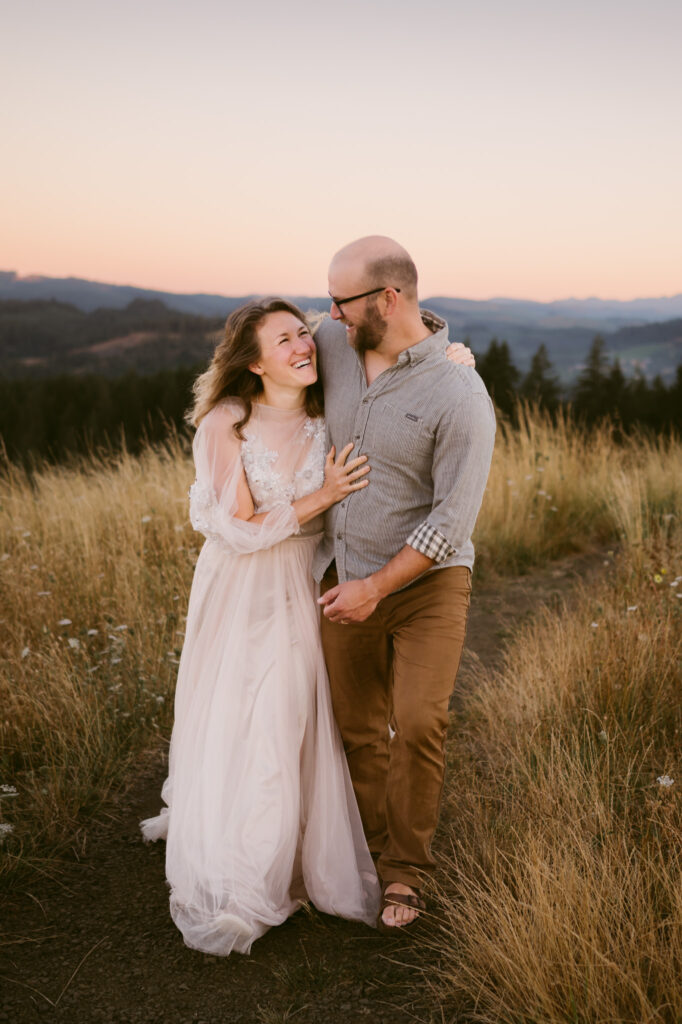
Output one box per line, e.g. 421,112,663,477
378,882,425,931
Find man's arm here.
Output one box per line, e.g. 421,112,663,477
318,389,496,624
318,545,434,623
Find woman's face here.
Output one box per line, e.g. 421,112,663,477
250,311,318,393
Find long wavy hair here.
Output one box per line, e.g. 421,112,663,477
187,298,325,437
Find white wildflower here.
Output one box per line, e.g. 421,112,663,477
58,618,72,626
37,591,51,597
29,564,38,571
21,647,30,659
111,657,122,665
627,605,638,612
0,823,14,838
114,624,128,631
591,622,599,628
538,489,546,496
550,506,558,512
0,785,18,795
657,775,675,788
0,553,9,561
537,466,545,472
87,628,98,636
141,515,152,523
67,638,80,650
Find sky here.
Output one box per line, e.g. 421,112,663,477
2,0,681,301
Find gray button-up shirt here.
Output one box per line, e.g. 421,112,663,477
311,311,496,586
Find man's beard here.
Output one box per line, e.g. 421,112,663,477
351,300,388,354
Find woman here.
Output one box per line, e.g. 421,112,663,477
141,298,381,955
142,297,474,954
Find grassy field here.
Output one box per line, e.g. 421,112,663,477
430,509,682,1021
1,410,681,1019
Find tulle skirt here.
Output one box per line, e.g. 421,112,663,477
141,533,379,955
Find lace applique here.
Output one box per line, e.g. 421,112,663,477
241,417,325,512
294,418,325,498
188,481,221,540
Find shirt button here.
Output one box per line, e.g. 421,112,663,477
354,434,360,440
336,532,343,539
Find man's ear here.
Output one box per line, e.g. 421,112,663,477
382,288,400,317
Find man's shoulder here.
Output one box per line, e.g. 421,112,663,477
422,357,491,402
313,315,346,348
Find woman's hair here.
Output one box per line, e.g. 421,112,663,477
187,297,325,437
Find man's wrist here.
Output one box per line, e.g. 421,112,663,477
364,573,385,603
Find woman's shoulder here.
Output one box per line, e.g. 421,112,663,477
200,397,245,427
194,398,246,447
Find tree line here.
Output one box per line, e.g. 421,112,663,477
0,337,680,467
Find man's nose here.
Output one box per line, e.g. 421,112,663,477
329,301,343,320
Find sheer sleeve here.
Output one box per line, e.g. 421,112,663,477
189,401,301,554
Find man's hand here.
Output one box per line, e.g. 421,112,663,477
318,577,381,624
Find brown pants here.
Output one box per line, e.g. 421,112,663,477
320,564,471,888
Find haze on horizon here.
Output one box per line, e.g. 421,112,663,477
2,0,680,303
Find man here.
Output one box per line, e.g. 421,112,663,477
313,236,496,930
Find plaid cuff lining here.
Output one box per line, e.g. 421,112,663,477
406,522,456,563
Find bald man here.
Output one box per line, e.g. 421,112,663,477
314,237,496,931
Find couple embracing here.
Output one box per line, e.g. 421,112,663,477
141,236,496,952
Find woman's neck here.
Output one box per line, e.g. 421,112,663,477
257,382,306,410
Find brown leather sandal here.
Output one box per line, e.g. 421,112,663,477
376,887,426,934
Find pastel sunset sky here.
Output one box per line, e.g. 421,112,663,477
2,0,680,301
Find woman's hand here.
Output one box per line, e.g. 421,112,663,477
446,342,476,367
321,443,370,505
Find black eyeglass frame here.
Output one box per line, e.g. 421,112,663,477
328,285,401,310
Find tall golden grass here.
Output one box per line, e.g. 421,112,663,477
430,453,682,1021
0,409,680,909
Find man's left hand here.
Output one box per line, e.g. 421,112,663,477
318,577,381,624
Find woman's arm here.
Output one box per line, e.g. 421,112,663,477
237,443,369,526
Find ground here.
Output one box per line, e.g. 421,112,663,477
0,549,608,1024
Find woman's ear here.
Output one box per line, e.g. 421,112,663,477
248,362,265,376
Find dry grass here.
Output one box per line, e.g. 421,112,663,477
430,496,682,1020
475,406,682,575
0,436,197,875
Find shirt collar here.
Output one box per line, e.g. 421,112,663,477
396,309,449,366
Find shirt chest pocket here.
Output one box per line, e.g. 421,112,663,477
364,401,432,459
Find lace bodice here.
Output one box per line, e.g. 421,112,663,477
241,414,325,512
188,401,326,554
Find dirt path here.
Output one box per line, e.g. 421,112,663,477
0,548,609,1024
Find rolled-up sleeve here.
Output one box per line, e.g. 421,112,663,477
406,391,496,557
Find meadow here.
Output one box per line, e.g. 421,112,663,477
1,408,681,1021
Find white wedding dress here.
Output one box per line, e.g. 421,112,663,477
141,399,379,955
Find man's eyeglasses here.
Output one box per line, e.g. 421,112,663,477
328,286,401,310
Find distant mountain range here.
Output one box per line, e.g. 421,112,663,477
1,271,681,381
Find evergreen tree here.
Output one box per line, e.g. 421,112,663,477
573,335,610,423
476,338,521,417
521,344,561,411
